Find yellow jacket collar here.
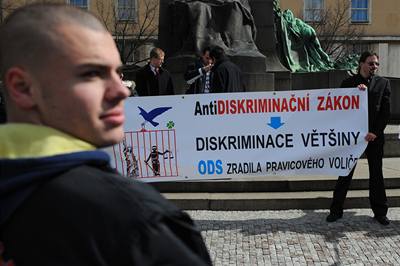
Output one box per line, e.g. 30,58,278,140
0,123,95,159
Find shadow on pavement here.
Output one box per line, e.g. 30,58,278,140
195,210,400,265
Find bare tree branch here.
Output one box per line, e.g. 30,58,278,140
0,0,19,22
95,0,159,65
302,0,364,63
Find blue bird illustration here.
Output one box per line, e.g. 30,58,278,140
138,106,172,128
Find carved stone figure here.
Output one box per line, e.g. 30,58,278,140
167,0,263,57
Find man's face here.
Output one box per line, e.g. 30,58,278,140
201,51,212,66
151,54,164,68
31,25,130,147
360,55,379,77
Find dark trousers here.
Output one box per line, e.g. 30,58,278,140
330,136,388,217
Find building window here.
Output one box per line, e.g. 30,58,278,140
351,0,369,23
304,0,323,22
117,0,137,21
68,0,89,10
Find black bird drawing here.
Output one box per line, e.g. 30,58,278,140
138,106,172,128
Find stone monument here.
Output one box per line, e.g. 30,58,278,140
158,0,288,93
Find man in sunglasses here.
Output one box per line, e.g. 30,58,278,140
326,51,391,225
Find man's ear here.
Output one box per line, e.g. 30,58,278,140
4,67,36,109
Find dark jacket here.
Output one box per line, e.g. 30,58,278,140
341,74,391,136
211,57,245,93
0,86,6,124
0,150,211,265
184,59,212,94
135,63,174,96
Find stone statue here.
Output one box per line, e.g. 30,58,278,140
158,0,275,93
168,0,263,57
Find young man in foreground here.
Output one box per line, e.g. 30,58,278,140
0,4,211,265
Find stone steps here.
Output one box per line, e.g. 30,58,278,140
149,157,400,210
161,188,400,210
152,176,400,193
382,132,400,157
150,128,399,210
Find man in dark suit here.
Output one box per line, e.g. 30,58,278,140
0,82,6,123
326,51,391,225
135,47,174,96
209,46,245,93
184,46,213,94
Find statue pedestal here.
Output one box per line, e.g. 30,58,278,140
230,55,274,91
159,0,290,92
249,0,291,90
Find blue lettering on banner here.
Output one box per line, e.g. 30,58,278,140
198,160,223,175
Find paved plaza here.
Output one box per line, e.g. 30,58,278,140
188,208,400,265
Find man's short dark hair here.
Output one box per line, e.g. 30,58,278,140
209,46,225,61
359,51,378,64
149,47,165,59
0,4,106,80
357,51,379,74
202,46,211,55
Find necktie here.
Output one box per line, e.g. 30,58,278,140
204,72,210,93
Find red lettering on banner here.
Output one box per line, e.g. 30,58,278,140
317,96,324,110
246,99,254,113
318,95,360,111
217,100,225,114
258,99,267,112
237,99,245,113
212,96,311,115
281,98,288,112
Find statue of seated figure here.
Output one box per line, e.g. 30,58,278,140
168,0,264,57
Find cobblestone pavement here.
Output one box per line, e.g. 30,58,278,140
188,208,400,266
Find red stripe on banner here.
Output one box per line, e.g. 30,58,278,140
136,132,143,177
129,132,134,178
166,130,171,176
142,131,148,177
173,129,178,176
124,132,129,176
118,141,125,176
148,131,153,176
161,130,167,176
112,145,118,172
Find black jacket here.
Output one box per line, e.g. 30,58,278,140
210,57,245,93
341,74,391,136
0,150,211,265
0,88,6,124
135,64,174,96
184,59,212,94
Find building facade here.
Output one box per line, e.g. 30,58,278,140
2,0,399,77
0,0,158,64
279,0,400,77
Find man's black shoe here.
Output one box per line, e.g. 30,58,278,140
374,216,390,225
326,213,343,222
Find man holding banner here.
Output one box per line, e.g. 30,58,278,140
326,51,391,225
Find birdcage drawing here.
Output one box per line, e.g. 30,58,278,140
112,129,178,178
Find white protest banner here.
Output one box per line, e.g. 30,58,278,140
105,88,368,182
